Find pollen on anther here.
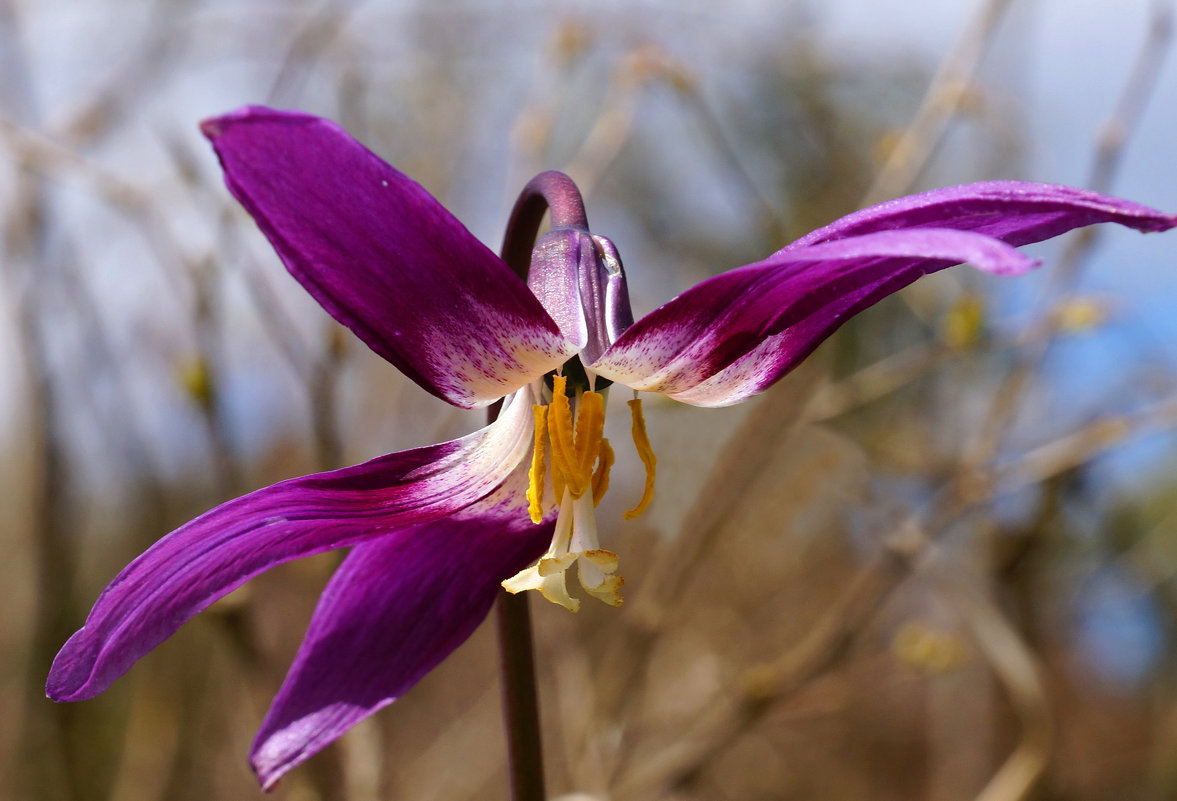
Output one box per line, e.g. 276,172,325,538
526,404,548,524
548,375,580,493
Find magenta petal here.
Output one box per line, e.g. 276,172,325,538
594,181,1174,407
671,264,924,405
202,107,575,408
590,229,1034,404
47,395,536,701
784,181,1176,251
250,511,551,789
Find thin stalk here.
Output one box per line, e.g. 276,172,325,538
487,389,546,801
495,592,545,801
491,170,587,801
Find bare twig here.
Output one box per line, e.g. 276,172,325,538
862,0,1016,206
998,395,1177,492
677,85,794,244
56,0,195,148
613,519,923,798
925,563,1053,801
964,1,1173,470
602,363,823,788
565,46,689,198
267,0,361,106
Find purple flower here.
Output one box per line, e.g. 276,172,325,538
46,106,1176,788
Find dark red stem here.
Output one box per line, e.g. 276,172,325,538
491,171,588,801
501,170,589,274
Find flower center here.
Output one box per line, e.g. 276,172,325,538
502,372,657,611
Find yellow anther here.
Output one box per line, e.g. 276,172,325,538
624,398,657,520
548,375,580,494
552,457,567,505
547,374,606,499
592,438,614,506
573,390,605,487
508,376,640,611
526,405,548,524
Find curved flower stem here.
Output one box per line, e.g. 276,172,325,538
492,170,588,801
501,170,590,274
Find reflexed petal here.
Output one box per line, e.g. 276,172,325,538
671,265,922,405
595,182,1174,406
784,181,1176,250
47,394,536,701
202,106,575,408
250,488,551,789
591,229,1036,404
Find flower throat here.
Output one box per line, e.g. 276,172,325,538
497,172,654,610
502,360,656,611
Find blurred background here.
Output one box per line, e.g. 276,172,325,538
3,0,1177,799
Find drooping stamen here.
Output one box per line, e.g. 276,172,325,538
592,439,614,506
526,404,548,524
624,397,657,520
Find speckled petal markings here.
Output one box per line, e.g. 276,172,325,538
47,394,536,703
